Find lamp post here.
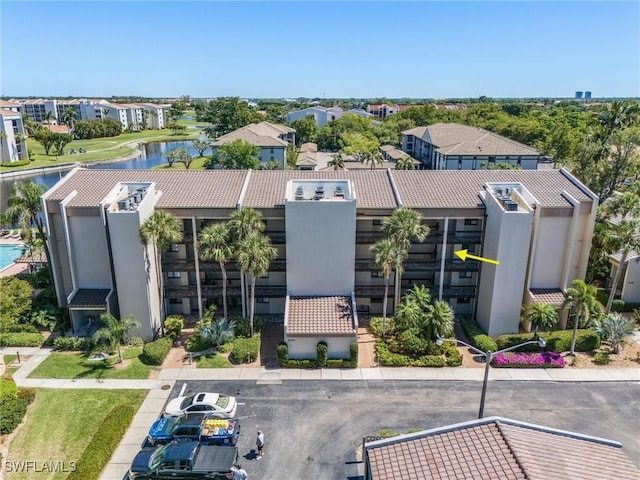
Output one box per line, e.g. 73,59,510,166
436,336,546,419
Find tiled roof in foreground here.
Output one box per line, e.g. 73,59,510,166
45,168,595,211
529,288,566,306
286,296,356,336
365,417,640,480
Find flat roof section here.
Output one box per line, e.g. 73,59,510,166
68,289,111,308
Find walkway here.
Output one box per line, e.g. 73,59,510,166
0,345,638,480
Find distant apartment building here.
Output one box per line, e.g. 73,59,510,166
0,109,28,163
575,91,584,99
20,99,53,123
286,106,372,128
367,104,413,119
137,103,168,129
0,100,21,113
43,167,597,343
402,123,542,170
211,122,296,168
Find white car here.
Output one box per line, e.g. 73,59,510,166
163,392,238,418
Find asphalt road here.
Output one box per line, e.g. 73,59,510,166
169,380,640,479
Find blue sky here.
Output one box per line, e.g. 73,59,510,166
2,1,638,98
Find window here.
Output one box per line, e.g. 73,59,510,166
270,148,274,154
464,219,478,226
257,298,270,303
371,271,384,278
373,219,383,226
168,244,179,252
458,298,471,304
169,298,181,304
459,271,472,279
371,298,383,304
167,272,181,278
461,244,476,253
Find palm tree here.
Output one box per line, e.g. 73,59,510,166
395,157,415,170
198,316,237,350
1,181,54,286
328,153,344,170
524,302,559,334
427,300,455,341
371,238,396,338
139,211,183,334
382,208,429,307
229,208,265,318
62,107,77,135
361,150,384,170
563,279,599,355
92,313,140,363
198,223,234,321
393,296,423,332
593,313,636,354
237,232,277,336
43,111,54,130
603,191,640,313
0,131,6,159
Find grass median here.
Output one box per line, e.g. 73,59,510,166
5,389,146,480
28,347,158,379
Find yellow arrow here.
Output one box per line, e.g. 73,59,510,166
454,249,500,265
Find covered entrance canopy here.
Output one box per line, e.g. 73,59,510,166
68,289,112,337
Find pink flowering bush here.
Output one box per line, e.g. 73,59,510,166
491,351,566,368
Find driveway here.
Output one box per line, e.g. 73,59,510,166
167,380,640,479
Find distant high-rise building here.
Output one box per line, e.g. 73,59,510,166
584,91,592,99
575,91,584,99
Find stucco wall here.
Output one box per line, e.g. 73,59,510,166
530,216,570,288
285,336,353,359
68,215,112,289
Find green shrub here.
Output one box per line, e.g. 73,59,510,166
593,352,610,365
611,299,625,312
127,337,144,348
441,342,463,367
1,159,31,167
219,342,234,353
350,341,358,366
621,303,640,313
461,317,498,352
67,403,136,480
141,337,173,365
53,336,92,351
375,341,410,366
3,324,39,333
165,315,184,340
230,335,260,364
285,359,318,368
326,359,355,368
233,316,265,338
496,329,600,353
0,332,44,347
496,334,543,352
277,342,288,366
396,328,430,355
316,341,328,367
0,382,36,435
573,330,601,351
368,316,395,338
413,355,446,367
186,317,213,352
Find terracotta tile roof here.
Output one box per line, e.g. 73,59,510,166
0,100,21,108
391,169,595,208
48,125,69,134
212,129,287,148
365,417,640,480
529,288,566,306
295,151,317,166
286,296,356,336
299,143,317,153
68,289,111,308
45,169,247,208
0,109,21,116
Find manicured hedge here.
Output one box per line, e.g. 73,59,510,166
1,159,31,167
229,335,260,364
441,342,463,367
277,342,288,366
317,342,328,367
0,332,45,347
53,336,92,351
141,337,173,365
460,317,498,352
495,329,600,353
164,315,184,340
350,341,358,366
0,381,36,435
67,403,136,480
375,341,446,367
3,324,39,333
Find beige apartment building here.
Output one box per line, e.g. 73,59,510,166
42,167,597,342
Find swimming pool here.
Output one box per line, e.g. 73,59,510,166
0,244,26,271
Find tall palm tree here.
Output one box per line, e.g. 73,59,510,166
524,302,559,334
0,131,6,159
328,153,344,170
62,106,77,135
361,150,384,170
371,238,396,338
92,313,140,363
427,300,455,341
198,223,234,321
229,208,265,318
603,190,640,313
237,232,277,336
562,279,599,355
139,211,183,334
1,181,53,287
382,208,429,307
43,111,54,130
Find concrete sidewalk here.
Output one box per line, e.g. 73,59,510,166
1,345,638,480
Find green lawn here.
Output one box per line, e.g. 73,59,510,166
28,347,158,379
2,354,19,379
178,110,209,127
153,155,210,170
0,129,200,173
196,353,233,368
5,389,146,480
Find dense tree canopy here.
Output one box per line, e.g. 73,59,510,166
201,97,263,139
212,139,260,169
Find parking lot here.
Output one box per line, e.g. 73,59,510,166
163,380,640,479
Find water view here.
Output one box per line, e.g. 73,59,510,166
1,140,198,213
